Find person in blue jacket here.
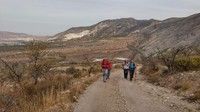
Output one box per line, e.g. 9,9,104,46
129,60,136,81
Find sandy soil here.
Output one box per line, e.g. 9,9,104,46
73,70,199,112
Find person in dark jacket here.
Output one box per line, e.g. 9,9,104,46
107,60,112,79
129,60,136,81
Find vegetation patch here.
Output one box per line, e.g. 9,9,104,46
175,56,200,71
0,41,101,112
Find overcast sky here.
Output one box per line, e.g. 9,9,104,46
0,0,200,35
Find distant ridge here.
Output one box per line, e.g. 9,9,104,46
0,31,49,45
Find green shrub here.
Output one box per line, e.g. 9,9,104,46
175,56,200,71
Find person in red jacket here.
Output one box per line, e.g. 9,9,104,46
107,60,112,79
101,59,109,82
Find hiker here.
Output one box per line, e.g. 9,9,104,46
122,60,129,79
129,60,136,81
101,59,109,82
107,59,112,79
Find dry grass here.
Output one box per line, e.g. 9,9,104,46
0,37,134,112
193,89,200,102
89,64,101,74
141,64,161,84
187,89,200,103
66,66,82,78
173,81,192,91
146,73,161,84
0,75,71,112
0,64,100,112
45,72,100,112
142,62,200,105
114,64,122,69
0,37,135,63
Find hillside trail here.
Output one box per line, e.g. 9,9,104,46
73,68,198,112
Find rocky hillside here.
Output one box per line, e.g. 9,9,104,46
52,13,200,55
0,31,49,45
52,18,158,41
136,13,200,55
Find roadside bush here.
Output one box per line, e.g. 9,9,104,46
173,81,192,91
141,63,159,76
66,66,81,78
26,41,55,85
188,89,200,103
22,75,70,96
68,84,85,102
146,73,160,84
89,64,101,74
10,75,71,112
193,90,200,101
175,56,200,71
0,60,26,84
114,64,122,69
0,93,17,112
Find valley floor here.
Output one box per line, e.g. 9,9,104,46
73,69,199,112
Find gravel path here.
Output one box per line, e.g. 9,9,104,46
73,70,198,112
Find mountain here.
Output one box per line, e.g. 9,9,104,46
51,18,159,41
0,31,49,45
51,13,200,55
135,13,200,55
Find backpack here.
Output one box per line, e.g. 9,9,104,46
101,59,109,69
129,63,135,70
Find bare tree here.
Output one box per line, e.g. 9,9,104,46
26,41,52,85
127,41,161,77
127,41,154,63
155,46,185,72
83,54,93,75
0,58,25,84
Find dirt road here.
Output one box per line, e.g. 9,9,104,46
73,70,198,112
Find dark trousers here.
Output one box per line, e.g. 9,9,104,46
107,69,111,79
129,69,135,80
124,69,129,79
